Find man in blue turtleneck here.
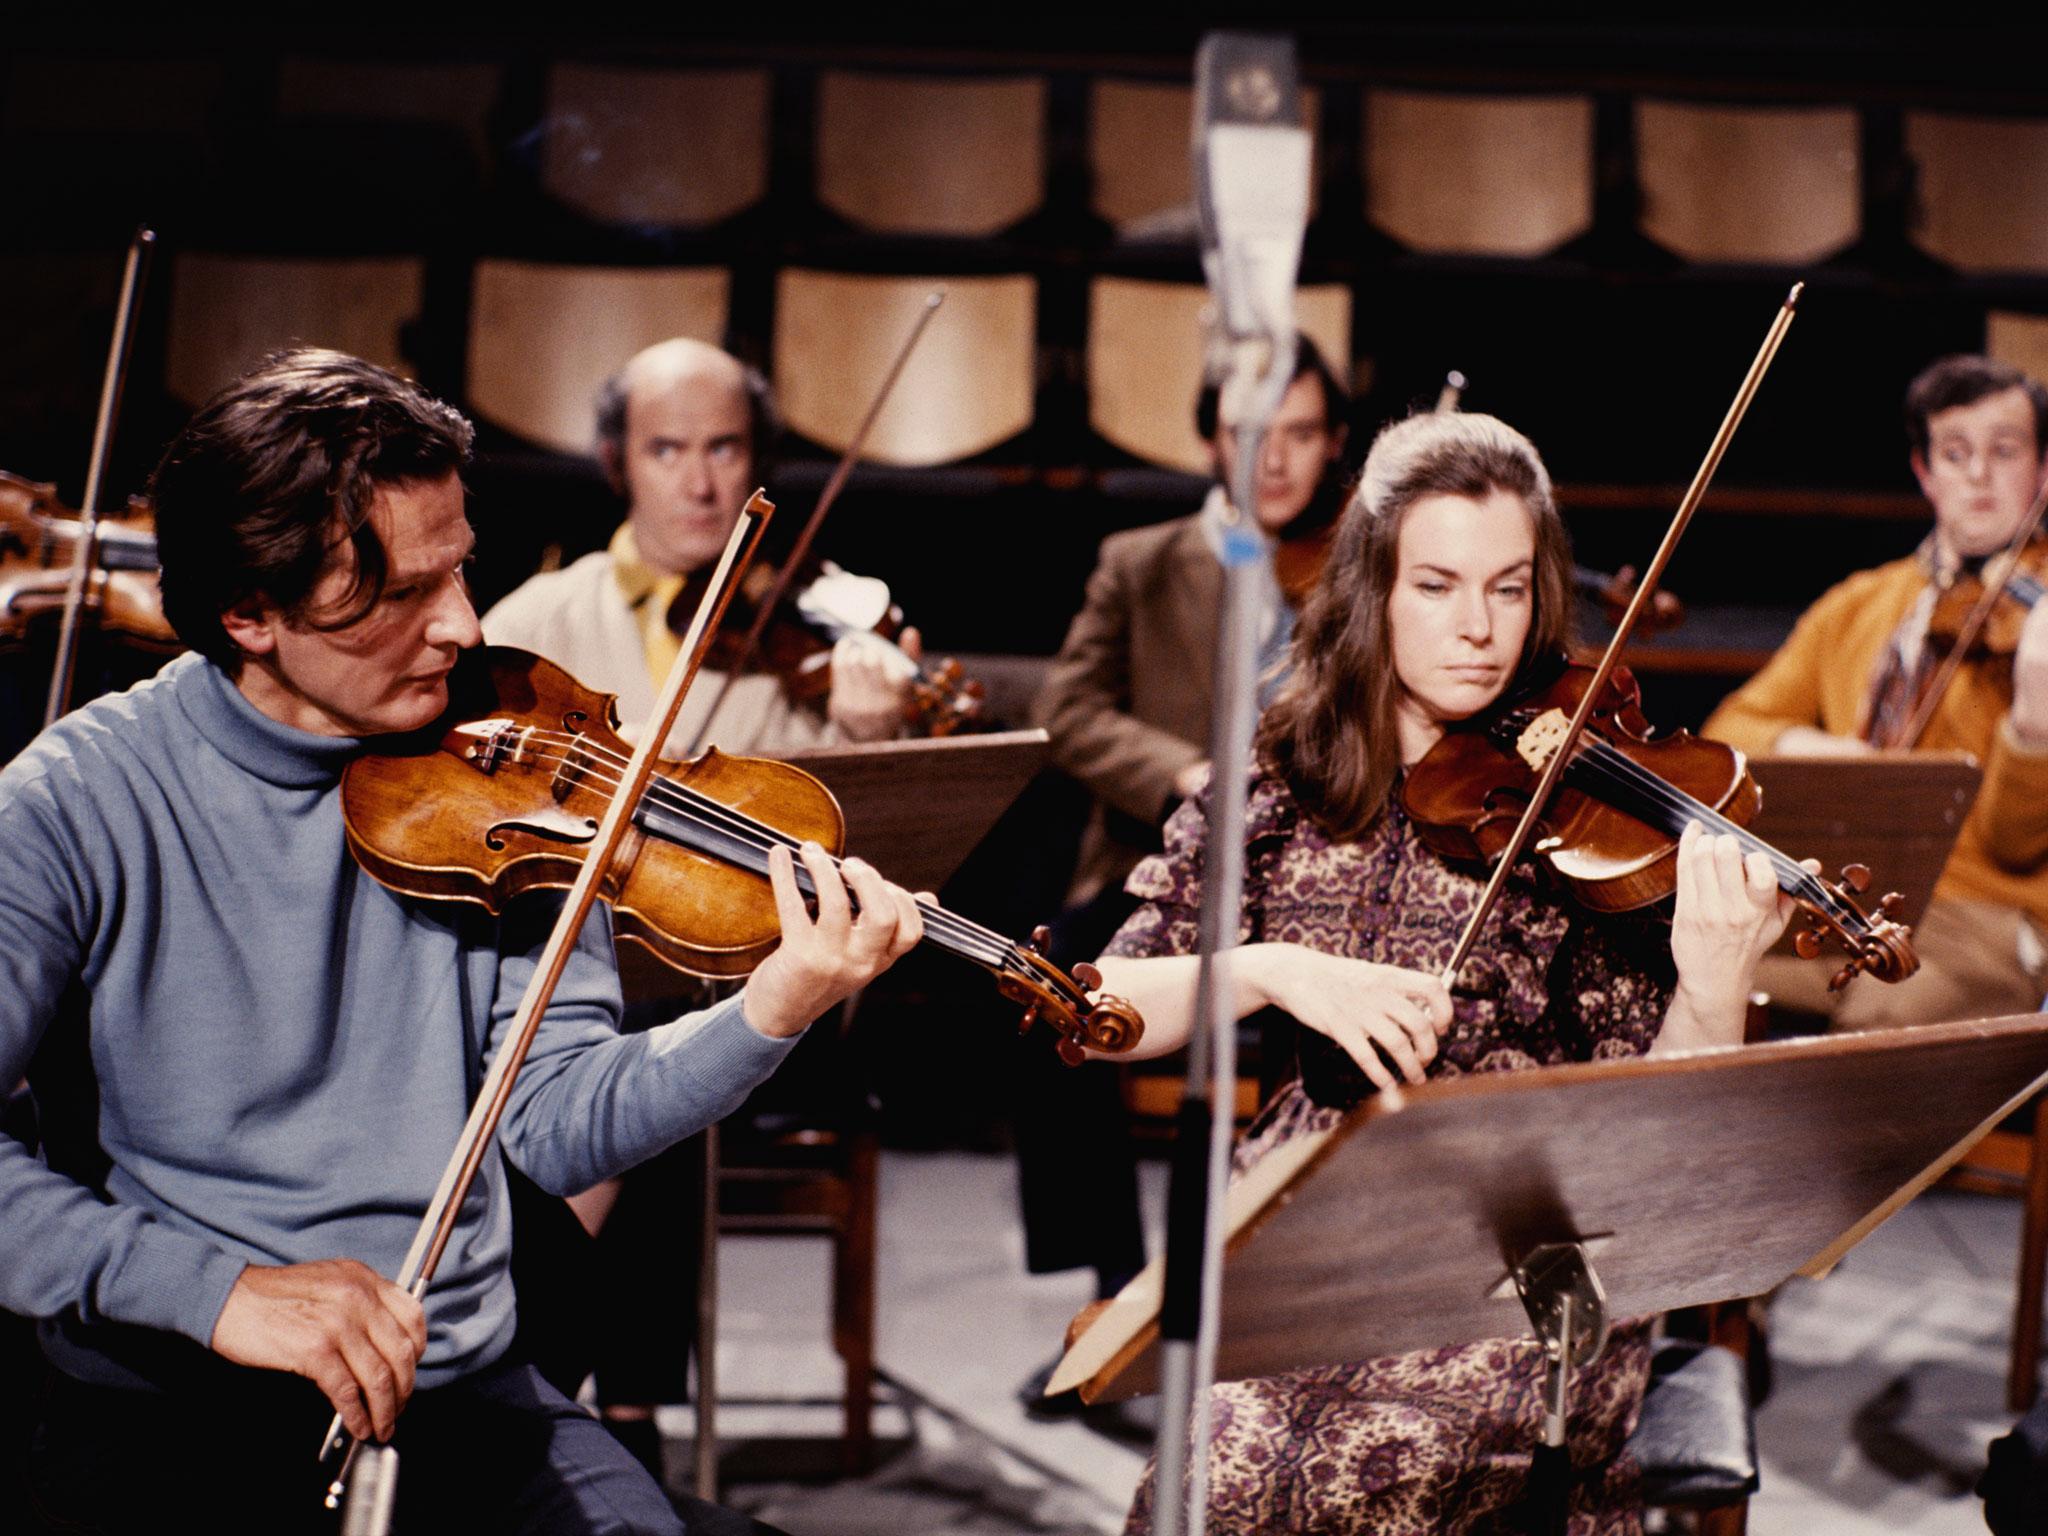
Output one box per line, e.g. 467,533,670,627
0,349,923,1535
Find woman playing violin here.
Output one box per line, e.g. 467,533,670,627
1089,410,1794,1536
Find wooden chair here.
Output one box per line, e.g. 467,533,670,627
540,65,770,229
772,270,1035,465
1364,90,1593,256
466,260,730,454
165,252,424,406
716,1120,880,1468
1635,100,1861,265
1991,312,2048,391
815,71,1045,237
1906,112,2048,275
1086,276,1351,474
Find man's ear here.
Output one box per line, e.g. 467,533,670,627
1909,448,1936,503
598,441,626,499
218,596,279,658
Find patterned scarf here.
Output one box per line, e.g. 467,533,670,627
1861,532,1961,747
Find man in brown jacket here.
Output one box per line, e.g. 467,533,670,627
1704,354,2048,1028
1035,335,1350,916
1012,340,1348,1419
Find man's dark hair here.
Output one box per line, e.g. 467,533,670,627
1905,354,2048,458
1194,331,1347,442
592,350,779,493
151,348,474,674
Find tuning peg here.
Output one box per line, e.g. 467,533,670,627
1838,863,1871,894
1827,961,1858,992
1793,925,1823,960
1056,1036,1086,1067
1029,924,1052,952
1072,961,1102,990
1017,1002,1040,1036
1879,892,1905,920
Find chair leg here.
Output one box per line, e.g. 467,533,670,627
832,1130,878,1471
2009,1098,2048,1412
1697,1501,1748,1536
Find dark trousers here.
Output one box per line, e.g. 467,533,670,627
20,1356,777,1536
1012,885,1146,1289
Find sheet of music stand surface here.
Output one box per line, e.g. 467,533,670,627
1058,1013,2048,1403
786,728,1049,894
1747,752,1980,933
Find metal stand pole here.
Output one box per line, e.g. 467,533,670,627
694,1119,721,1502
1511,1242,1609,1536
1153,342,1291,1536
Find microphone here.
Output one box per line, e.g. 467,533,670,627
1192,33,1312,362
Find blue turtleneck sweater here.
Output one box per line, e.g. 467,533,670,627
0,653,792,1390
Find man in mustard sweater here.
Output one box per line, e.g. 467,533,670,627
1704,354,2048,1028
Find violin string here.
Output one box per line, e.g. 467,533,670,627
1561,734,1852,922
469,730,1024,967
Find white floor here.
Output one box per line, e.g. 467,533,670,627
673,1149,2027,1534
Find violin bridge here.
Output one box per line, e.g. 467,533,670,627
448,718,526,774
1515,709,1572,772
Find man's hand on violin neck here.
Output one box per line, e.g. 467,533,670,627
742,841,926,1039
827,626,920,742
209,1258,427,1444
2010,601,2048,748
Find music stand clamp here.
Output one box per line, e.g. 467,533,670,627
1509,1242,1609,1534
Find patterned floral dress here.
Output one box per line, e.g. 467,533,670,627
1112,763,1677,1536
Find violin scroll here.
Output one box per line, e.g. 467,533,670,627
1788,872,1919,992
1001,925,1145,1066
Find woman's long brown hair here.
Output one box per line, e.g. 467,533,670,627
1257,411,1577,841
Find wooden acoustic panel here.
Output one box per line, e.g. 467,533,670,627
1909,113,2048,274
1990,311,2048,388
467,261,729,455
542,65,770,228
1088,277,1351,475
275,56,500,159
166,253,424,406
1636,100,1860,265
773,271,1034,466
1091,79,1322,237
1366,90,1592,256
816,71,1045,237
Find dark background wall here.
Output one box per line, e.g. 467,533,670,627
4,19,2046,720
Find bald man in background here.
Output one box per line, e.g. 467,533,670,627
483,339,918,1478
485,337,915,752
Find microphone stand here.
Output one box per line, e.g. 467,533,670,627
1152,333,1293,1536
1148,35,1310,1536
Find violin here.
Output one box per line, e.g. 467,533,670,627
1402,659,1919,990
0,469,175,650
340,645,1139,1063
690,553,985,736
1574,562,1685,636
1927,539,2047,658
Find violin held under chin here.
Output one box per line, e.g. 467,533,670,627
340,646,1139,1064
680,555,986,738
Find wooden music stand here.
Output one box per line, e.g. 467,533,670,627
786,728,1050,893
1747,751,1979,933
1052,1013,2048,1404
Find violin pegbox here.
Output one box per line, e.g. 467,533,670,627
1004,925,1145,1066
